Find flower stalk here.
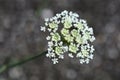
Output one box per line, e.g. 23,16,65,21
0,51,47,74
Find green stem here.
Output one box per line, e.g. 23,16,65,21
0,51,47,74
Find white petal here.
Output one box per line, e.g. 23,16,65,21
59,55,64,59
40,26,46,32
46,36,51,40
68,53,74,58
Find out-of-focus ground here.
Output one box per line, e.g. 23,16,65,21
0,0,120,80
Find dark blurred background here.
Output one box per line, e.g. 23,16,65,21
0,0,120,80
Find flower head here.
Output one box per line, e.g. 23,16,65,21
40,10,95,64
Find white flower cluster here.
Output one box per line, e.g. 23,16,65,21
40,10,95,64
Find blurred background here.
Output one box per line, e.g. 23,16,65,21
0,0,120,80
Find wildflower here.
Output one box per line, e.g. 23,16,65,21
68,53,74,58
48,41,53,47
51,33,61,42
69,43,78,53
71,29,79,37
74,22,84,30
49,22,58,29
61,28,69,36
64,35,74,42
58,54,64,59
40,26,46,32
40,10,95,64
52,58,58,64
46,36,51,40
55,46,63,55
64,17,72,29
75,35,83,44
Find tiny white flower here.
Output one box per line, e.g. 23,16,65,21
80,19,86,24
90,45,95,53
46,51,55,57
53,16,57,20
86,44,90,49
47,47,52,52
73,18,78,23
52,58,58,64
50,53,56,57
59,42,63,46
85,58,90,64
45,22,48,26
50,18,54,21
54,42,58,46
57,21,60,24
48,41,53,47
47,28,52,32
73,13,79,17
63,46,68,52
56,13,61,18
68,53,74,58
90,36,95,42
45,18,49,22
89,54,94,59
46,53,50,57
80,59,85,64
69,11,73,16
40,26,46,32
88,28,93,34
53,27,58,32
76,52,82,57
46,52,55,58
46,36,51,40
62,10,68,15
59,55,64,59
